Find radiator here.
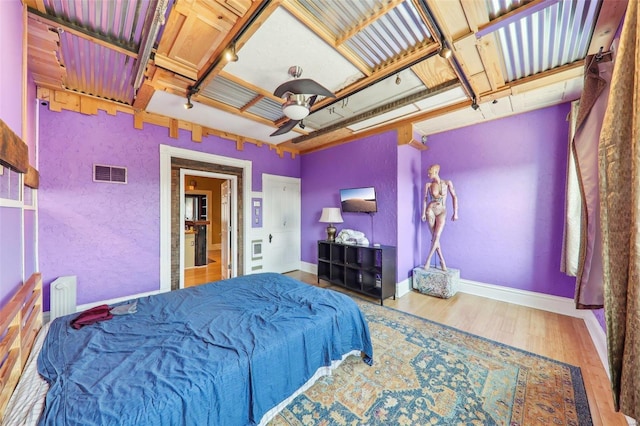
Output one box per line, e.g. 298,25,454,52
50,276,77,321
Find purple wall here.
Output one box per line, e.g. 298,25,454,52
0,0,23,134
38,108,300,309
422,103,576,298
0,0,25,307
396,145,423,280
300,131,398,273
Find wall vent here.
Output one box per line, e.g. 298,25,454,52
93,164,127,184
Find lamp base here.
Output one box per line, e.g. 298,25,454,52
326,224,337,242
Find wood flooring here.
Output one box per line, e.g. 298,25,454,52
184,249,222,288
285,270,630,426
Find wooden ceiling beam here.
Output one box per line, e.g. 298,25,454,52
239,95,265,112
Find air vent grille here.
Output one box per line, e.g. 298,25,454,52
93,164,127,184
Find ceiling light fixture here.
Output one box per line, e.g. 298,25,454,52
282,94,310,120
438,39,452,59
395,74,401,85
184,93,193,110
471,97,480,110
224,42,239,62
299,120,305,130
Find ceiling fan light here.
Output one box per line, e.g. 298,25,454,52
282,94,310,120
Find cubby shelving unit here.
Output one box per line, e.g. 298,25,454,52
317,240,396,305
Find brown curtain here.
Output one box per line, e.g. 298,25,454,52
567,55,613,309
599,0,640,418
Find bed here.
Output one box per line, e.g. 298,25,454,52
1,272,373,425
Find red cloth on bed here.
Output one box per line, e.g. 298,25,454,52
70,304,113,329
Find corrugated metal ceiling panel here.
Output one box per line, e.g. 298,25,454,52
201,76,258,110
58,33,137,102
202,75,284,121
295,0,384,36
246,98,285,121
489,0,600,82
346,2,433,68
41,0,152,47
295,0,433,69
37,0,156,103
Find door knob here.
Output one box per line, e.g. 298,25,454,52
269,234,273,243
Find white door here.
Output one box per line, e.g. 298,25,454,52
220,180,231,280
263,175,301,273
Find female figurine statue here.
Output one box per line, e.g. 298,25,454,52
422,164,458,271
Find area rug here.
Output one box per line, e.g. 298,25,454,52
269,299,592,425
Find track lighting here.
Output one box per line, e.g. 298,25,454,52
299,120,305,130
438,44,453,59
225,42,238,62
471,97,479,110
395,74,401,85
438,39,452,59
184,93,193,110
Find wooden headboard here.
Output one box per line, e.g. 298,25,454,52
0,273,43,417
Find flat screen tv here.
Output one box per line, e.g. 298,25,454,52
340,187,377,213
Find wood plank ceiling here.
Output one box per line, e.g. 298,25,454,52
25,0,626,156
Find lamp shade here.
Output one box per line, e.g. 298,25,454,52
319,207,343,224
282,94,310,120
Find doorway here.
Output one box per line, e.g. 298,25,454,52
182,174,231,288
159,145,251,293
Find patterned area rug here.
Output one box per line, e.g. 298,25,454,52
270,299,592,425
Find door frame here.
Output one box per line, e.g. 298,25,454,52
160,145,252,293
179,169,236,288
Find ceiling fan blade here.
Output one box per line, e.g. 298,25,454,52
273,79,335,98
270,119,300,137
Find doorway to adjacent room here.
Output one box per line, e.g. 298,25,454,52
162,148,248,293
182,173,231,288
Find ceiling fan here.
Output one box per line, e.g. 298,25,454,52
270,66,336,137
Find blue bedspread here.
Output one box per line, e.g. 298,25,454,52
37,273,373,425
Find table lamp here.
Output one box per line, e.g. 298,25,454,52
319,207,343,242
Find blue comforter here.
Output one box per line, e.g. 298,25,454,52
37,273,373,425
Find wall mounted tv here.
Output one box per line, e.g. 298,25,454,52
340,187,377,213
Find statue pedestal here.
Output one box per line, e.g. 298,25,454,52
412,266,460,299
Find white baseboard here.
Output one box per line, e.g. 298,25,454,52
396,278,411,298
301,261,316,275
